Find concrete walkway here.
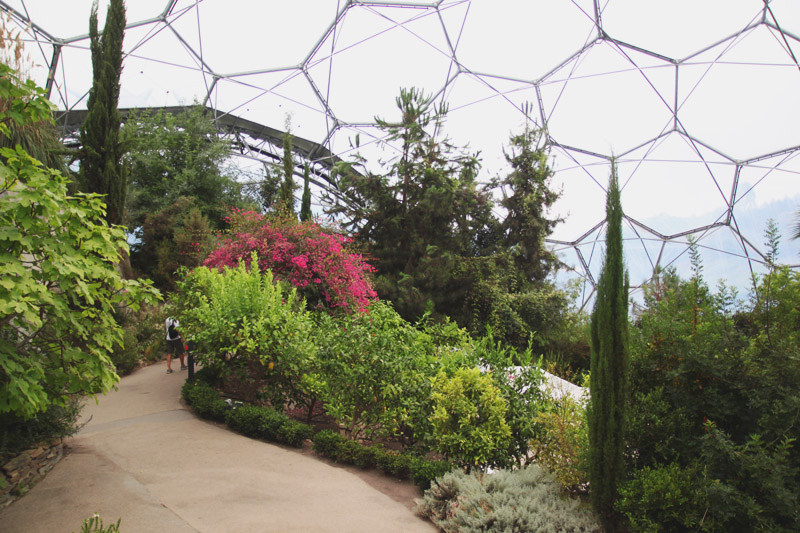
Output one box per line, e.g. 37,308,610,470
0,362,437,533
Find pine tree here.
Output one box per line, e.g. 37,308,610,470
326,88,493,321
80,0,126,225
499,121,562,283
300,163,312,221
588,162,628,530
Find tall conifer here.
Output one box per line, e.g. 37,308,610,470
300,163,312,221
80,0,126,225
279,130,296,215
499,121,562,283
588,162,628,530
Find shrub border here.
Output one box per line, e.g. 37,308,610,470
181,379,452,490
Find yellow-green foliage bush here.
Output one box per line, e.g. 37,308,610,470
430,367,511,469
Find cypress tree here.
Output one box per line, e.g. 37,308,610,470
588,162,628,530
80,0,126,226
300,163,312,221
278,130,296,215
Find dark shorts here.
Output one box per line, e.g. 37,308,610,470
167,338,184,355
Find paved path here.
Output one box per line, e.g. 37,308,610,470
0,362,437,533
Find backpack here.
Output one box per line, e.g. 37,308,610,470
168,320,179,339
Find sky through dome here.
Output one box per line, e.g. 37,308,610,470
3,0,800,307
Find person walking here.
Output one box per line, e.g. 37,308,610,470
165,317,186,374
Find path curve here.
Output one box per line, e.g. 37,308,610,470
0,362,437,533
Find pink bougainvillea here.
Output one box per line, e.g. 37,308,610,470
204,209,377,313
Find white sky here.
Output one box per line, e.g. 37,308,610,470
4,0,800,300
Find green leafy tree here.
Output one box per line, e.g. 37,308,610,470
313,301,438,441
79,0,126,225
173,207,214,269
0,65,159,417
0,154,159,416
326,90,574,357
124,106,242,232
624,253,800,532
588,164,629,529
138,199,214,291
453,123,568,353
123,106,244,286
247,162,282,213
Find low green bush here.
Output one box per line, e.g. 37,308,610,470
617,462,709,533
528,394,589,493
182,381,227,422
180,380,193,403
225,405,278,439
308,429,453,489
353,444,383,470
0,399,81,457
109,328,140,376
416,465,599,532
410,456,453,491
429,367,511,469
312,429,345,457
277,418,314,447
224,404,312,448
331,439,384,469
192,366,220,386
333,438,363,464
113,302,169,370
376,450,413,478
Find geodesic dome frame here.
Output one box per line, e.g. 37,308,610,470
3,0,800,308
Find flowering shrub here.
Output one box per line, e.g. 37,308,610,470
204,209,377,313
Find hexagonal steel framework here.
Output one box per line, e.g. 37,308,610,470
3,0,800,307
